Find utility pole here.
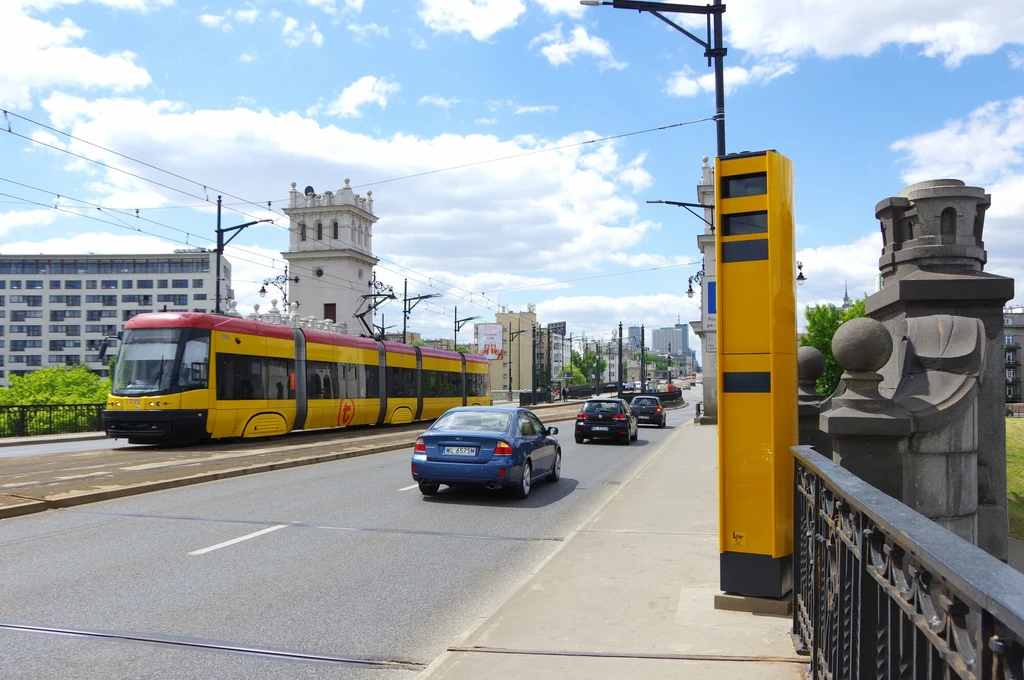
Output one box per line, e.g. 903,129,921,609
640,324,646,393
508,320,525,394
531,323,537,405
453,305,481,350
401,277,440,344
214,195,271,314
618,321,623,396
596,339,602,394
546,325,552,400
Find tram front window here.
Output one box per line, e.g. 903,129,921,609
112,328,209,396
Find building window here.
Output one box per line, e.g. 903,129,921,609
316,223,323,240
158,280,168,288
122,280,133,289
137,280,154,289
65,280,82,289
332,221,338,239
172,279,188,288
10,281,21,289
86,280,97,289
192,279,203,288
300,223,307,241
50,280,61,290
101,280,118,289
194,293,207,300
26,281,43,289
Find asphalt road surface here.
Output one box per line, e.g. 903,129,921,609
0,400,696,679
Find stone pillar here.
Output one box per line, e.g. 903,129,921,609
797,346,831,456
867,179,1013,559
820,318,914,503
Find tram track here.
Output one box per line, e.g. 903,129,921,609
0,402,585,520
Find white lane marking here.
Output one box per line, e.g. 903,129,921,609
188,525,287,556
398,484,418,491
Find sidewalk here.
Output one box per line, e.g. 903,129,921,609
421,422,807,679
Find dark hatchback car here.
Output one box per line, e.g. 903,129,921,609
630,395,666,428
410,407,561,499
574,398,638,445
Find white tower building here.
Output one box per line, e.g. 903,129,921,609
282,179,379,331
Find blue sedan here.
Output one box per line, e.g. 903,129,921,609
410,407,561,499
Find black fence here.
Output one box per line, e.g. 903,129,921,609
792,445,1024,679
0,404,106,438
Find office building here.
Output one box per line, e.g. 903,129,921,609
0,250,229,386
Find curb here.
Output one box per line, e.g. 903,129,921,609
0,410,586,521
0,432,108,448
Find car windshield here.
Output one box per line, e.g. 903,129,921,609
432,411,511,433
633,398,658,406
582,401,622,414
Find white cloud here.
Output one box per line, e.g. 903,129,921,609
29,129,67,150
0,3,152,108
409,29,428,49
0,208,58,235
530,24,626,71
513,104,557,115
1010,52,1024,69
199,14,231,32
474,117,497,125
890,97,1024,306
301,0,338,17
21,93,666,319
348,22,389,41
282,17,323,47
617,153,652,194
530,0,584,19
239,52,257,63
419,94,460,109
230,7,260,23
19,0,172,11
343,0,363,11
721,0,1024,68
665,59,796,97
315,76,401,118
419,0,526,42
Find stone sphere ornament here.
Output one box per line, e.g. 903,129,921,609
832,317,892,373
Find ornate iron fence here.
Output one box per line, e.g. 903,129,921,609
793,445,1024,679
0,404,105,438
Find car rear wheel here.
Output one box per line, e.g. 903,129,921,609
575,435,584,444
547,450,561,483
418,481,440,496
620,432,631,446
630,427,638,441
659,416,666,428
514,461,532,499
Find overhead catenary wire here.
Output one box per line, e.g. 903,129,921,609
1,110,713,320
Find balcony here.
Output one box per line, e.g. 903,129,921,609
1008,376,1022,385
1007,341,1022,350
1008,359,1022,369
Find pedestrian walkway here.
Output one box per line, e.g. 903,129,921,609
420,422,807,679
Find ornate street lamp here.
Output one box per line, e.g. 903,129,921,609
259,265,300,306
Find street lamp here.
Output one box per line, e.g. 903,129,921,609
796,261,807,286
687,265,704,299
259,265,300,307
581,0,727,157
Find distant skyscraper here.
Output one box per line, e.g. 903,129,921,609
628,325,642,347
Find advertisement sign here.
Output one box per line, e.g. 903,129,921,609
705,280,717,331
477,324,504,360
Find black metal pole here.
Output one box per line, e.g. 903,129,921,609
640,324,646,393
531,323,537,405
546,325,552,400
508,322,513,392
214,195,222,314
402,278,408,344
454,305,458,348
713,0,726,157
618,321,623,395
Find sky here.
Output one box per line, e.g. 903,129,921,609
1,0,1023,354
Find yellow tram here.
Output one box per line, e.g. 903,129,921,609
102,312,491,444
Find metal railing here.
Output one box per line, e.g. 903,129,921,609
792,445,1024,680
0,404,105,438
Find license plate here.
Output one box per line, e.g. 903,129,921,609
592,426,608,431
127,398,142,409
442,446,478,456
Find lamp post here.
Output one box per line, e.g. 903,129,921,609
454,306,481,350
581,0,727,157
796,261,807,285
258,265,300,307
215,195,272,314
687,265,705,299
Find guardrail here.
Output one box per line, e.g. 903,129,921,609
792,445,1024,679
0,404,106,438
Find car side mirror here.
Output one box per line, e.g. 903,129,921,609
547,426,558,435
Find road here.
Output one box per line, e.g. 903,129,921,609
0,400,696,679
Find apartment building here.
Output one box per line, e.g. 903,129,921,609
0,250,230,386
1006,308,1023,403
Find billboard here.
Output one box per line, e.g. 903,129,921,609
477,324,504,360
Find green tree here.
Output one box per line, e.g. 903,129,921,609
800,295,868,395
572,350,605,383
0,366,111,405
